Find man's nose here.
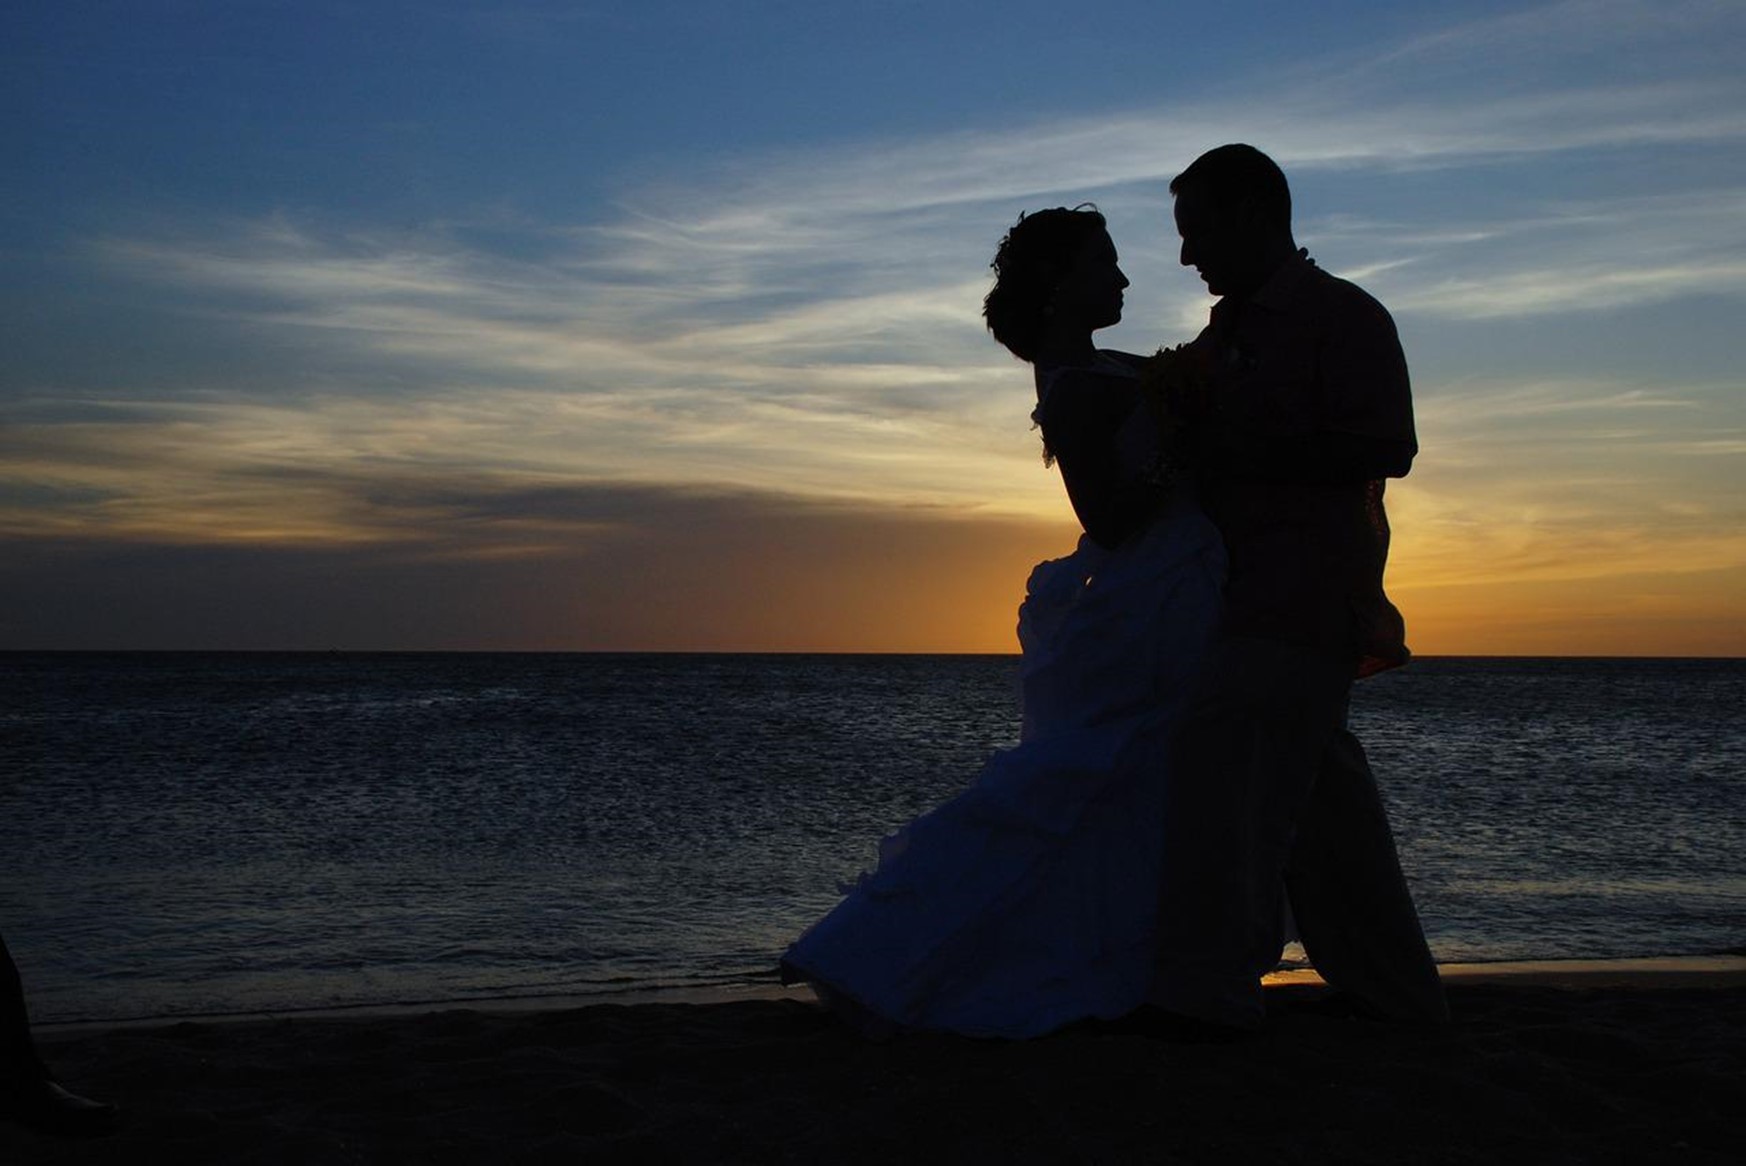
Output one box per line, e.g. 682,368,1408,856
1178,241,1194,267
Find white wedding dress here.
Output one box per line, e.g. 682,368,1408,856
781,474,1226,1038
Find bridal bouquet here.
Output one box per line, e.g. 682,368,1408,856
1138,343,1212,430
1131,344,1212,488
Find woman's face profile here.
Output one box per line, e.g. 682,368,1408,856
1052,231,1128,333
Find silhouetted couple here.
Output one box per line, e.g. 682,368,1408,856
783,144,1447,1037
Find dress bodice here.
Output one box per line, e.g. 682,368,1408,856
1031,352,1171,550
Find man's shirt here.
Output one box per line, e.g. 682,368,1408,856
1188,252,1415,676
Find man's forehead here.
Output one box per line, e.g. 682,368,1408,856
1173,189,1218,229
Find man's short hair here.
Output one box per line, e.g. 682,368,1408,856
1169,144,1291,229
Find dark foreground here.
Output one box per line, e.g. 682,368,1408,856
7,982,1743,1164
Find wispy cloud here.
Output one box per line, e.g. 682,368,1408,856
1312,190,1746,320
0,483,1068,652
1392,376,1745,591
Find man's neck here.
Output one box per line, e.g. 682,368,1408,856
1228,238,1301,301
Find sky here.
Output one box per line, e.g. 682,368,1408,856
3,0,1742,654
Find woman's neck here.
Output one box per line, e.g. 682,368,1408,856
1034,327,1096,368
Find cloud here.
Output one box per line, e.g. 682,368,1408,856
1389,377,1746,592
0,482,1068,652
1312,190,1746,320
1363,0,1735,77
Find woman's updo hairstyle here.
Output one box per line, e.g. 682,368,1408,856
983,204,1108,362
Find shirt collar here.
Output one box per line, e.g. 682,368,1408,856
1251,249,1318,311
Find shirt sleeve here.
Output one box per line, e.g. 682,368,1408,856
1318,284,1416,449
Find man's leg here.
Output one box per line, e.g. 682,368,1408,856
1285,730,1448,1023
1150,638,1351,1029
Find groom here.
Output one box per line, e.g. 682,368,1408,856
1150,144,1447,1031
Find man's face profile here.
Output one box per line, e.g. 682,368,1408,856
1173,187,1248,298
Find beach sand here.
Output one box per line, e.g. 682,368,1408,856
7,958,1743,1164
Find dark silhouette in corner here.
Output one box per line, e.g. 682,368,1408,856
1,931,119,1136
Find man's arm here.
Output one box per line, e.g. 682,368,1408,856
1192,425,1414,483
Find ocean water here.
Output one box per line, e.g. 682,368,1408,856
2,652,1742,1025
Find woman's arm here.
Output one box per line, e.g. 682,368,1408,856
1094,349,1151,371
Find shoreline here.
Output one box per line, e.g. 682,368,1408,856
1269,952,1746,990
34,952,1746,1036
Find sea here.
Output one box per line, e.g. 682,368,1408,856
3,653,1742,1026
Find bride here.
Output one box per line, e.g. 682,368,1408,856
780,206,1226,1038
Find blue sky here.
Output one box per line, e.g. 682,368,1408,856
3,0,1743,651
